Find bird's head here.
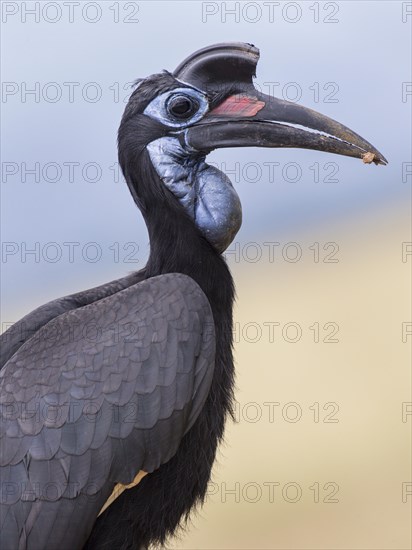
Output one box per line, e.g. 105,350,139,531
119,43,387,253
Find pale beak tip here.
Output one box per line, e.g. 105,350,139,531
362,151,388,166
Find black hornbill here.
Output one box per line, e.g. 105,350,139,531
0,43,387,549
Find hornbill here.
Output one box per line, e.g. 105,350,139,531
0,43,387,549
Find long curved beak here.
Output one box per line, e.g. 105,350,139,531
182,91,388,165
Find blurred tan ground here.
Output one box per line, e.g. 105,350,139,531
169,198,411,550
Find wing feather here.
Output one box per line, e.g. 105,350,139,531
0,273,215,549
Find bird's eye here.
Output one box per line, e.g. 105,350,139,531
143,88,208,128
167,95,199,119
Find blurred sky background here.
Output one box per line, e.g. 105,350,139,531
1,1,411,548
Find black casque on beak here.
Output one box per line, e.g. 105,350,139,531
174,43,387,165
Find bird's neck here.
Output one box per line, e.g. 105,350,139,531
144,191,234,317
126,149,235,311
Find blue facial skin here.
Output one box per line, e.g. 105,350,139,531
144,88,242,254
143,87,210,128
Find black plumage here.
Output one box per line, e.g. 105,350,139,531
1,42,386,550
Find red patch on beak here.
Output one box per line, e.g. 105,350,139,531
210,95,265,117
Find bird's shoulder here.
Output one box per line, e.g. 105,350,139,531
0,269,146,368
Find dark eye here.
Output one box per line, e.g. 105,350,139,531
167,94,199,119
